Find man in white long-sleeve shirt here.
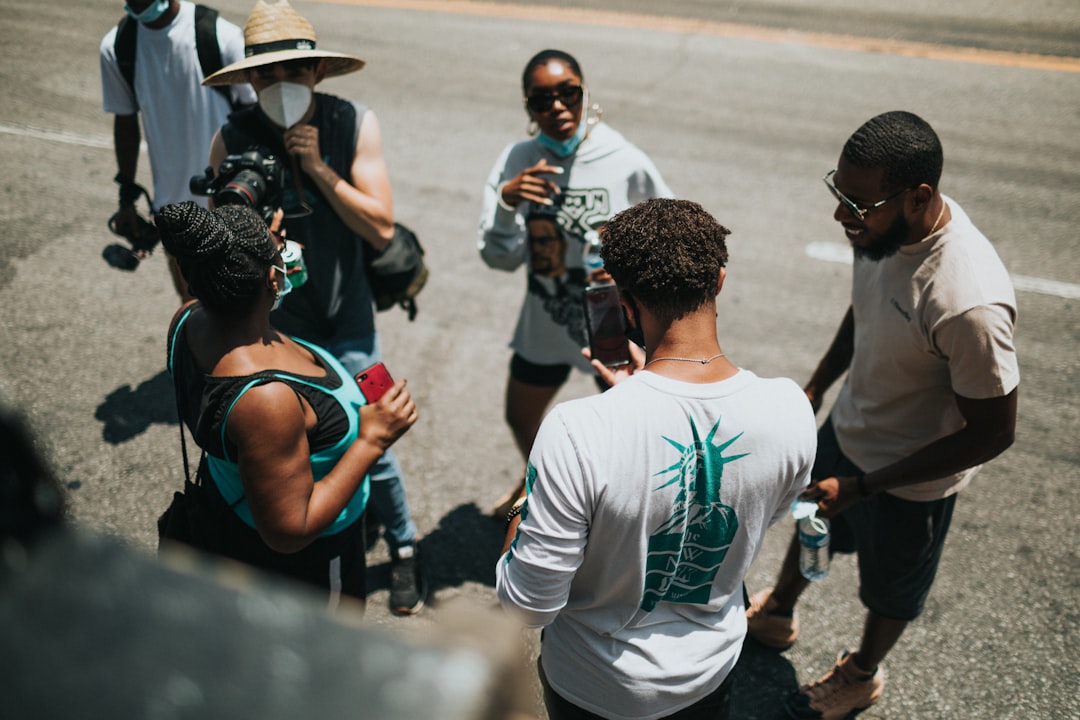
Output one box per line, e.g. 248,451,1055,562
496,198,817,720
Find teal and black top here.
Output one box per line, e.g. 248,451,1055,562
167,305,368,536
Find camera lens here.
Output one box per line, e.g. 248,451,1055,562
216,169,266,208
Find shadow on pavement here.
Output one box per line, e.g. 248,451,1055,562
367,502,504,597
731,638,800,719
95,369,177,444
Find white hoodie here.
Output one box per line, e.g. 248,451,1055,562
478,122,673,372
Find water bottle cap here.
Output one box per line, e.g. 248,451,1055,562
790,499,818,519
281,240,302,262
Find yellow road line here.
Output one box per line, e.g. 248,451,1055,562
315,0,1080,74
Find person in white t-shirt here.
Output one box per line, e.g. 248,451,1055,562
747,111,1019,720
99,0,254,299
497,198,816,720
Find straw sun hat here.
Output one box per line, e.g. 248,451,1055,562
203,0,365,86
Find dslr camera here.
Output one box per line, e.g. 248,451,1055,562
190,146,284,223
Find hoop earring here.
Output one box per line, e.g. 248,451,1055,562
527,119,539,137
586,102,603,128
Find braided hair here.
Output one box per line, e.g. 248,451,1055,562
156,202,276,315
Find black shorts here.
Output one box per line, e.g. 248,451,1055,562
539,655,733,720
510,353,610,392
510,353,571,387
204,472,367,603
815,418,957,621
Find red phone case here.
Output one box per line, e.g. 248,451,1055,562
355,362,394,402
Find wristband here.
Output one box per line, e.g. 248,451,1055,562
855,472,869,497
495,182,517,213
115,173,142,207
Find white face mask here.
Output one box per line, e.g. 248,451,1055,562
258,81,313,129
271,265,293,311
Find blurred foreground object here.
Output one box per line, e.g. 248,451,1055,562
0,399,534,720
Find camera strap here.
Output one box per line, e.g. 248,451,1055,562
285,154,313,219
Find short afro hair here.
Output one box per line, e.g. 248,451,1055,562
600,198,729,325
843,111,943,192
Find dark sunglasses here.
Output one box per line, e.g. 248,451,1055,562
823,169,913,222
525,85,585,113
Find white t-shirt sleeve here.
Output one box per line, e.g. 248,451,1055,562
934,303,1020,400
100,27,137,114
496,409,590,627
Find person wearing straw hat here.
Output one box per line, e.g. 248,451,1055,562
204,0,426,616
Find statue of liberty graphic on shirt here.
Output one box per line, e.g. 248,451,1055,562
640,416,748,612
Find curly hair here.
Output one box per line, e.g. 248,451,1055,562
521,49,584,95
155,202,276,315
843,111,943,192
600,199,729,324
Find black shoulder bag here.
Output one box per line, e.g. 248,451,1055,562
365,223,429,321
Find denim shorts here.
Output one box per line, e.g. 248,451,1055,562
816,418,957,621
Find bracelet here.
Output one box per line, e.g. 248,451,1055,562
115,173,143,207
855,472,869,497
505,496,527,526
495,182,517,213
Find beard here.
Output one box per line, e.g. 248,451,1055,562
852,212,908,262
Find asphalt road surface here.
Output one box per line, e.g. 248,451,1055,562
1,0,1078,717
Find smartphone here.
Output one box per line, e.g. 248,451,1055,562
583,284,631,368
355,362,394,403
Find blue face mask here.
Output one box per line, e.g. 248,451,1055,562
271,265,293,311
537,116,588,158
125,0,171,24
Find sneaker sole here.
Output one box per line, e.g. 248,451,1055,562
390,577,428,616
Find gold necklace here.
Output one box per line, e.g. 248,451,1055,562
644,352,725,368
928,201,947,236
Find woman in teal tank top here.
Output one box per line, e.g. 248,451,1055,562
157,201,418,605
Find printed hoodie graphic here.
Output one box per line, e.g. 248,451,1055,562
640,416,748,612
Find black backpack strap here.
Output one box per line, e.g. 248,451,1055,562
194,4,238,110
114,15,139,109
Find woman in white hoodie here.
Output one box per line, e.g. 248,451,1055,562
479,49,673,516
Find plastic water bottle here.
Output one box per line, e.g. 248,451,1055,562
582,230,604,276
792,500,830,581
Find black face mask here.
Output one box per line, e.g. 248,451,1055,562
623,293,645,349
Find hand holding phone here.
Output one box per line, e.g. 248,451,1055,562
583,284,631,368
355,362,394,403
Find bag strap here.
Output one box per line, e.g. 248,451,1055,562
175,384,205,487
193,5,239,111
168,306,205,486
114,16,138,110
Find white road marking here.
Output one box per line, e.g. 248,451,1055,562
0,121,113,149
4,125,1071,300
806,242,1080,299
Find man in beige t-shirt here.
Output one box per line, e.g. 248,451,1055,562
748,111,1019,720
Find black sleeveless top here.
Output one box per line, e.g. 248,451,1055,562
220,94,376,346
